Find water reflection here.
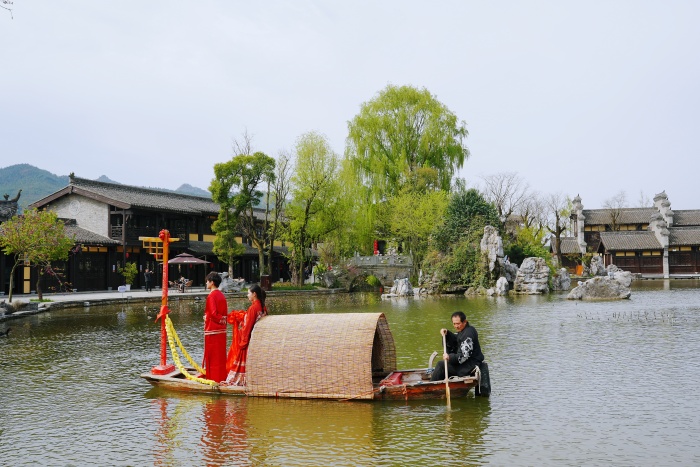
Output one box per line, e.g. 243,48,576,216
143,390,492,466
3,282,700,465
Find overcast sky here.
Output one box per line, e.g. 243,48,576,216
2,1,699,209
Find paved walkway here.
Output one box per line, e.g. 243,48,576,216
1,286,341,322
1,287,213,322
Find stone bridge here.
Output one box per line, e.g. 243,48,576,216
347,254,413,284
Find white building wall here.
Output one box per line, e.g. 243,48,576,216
49,194,110,238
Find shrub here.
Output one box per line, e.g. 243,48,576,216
365,275,381,287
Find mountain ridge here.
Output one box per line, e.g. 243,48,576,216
0,164,211,211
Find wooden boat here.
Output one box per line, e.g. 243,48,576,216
141,366,480,401
141,312,483,401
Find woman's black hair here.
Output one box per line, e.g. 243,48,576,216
206,271,221,287
249,283,266,308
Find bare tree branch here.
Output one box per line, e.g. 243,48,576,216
636,190,651,208
1,0,14,19
602,191,628,231
544,192,570,266
231,128,254,156
480,171,530,227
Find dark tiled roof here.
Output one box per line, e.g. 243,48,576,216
669,228,700,246
599,231,661,251
188,241,215,255
558,237,583,254
582,208,656,225
70,177,219,215
187,241,292,257
31,175,272,220
673,210,700,227
64,224,120,245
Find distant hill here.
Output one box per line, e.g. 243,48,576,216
0,164,69,211
0,164,211,211
175,183,211,197
95,175,121,184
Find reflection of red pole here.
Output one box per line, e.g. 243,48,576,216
152,229,175,375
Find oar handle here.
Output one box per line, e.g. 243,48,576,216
442,333,451,409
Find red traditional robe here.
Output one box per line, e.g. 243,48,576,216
203,288,228,382
225,299,266,386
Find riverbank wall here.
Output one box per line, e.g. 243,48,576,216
0,288,346,322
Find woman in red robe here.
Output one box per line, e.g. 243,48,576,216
202,271,228,383
224,283,267,386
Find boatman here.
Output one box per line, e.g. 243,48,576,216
431,311,484,382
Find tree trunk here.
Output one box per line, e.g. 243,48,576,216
7,259,19,303
258,248,265,282
36,269,43,300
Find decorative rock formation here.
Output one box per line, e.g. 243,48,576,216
585,255,607,276
480,225,503,276
551,268,571,291
495,276,509,295
502,260,519,284
513,257,550,294
418,269,441,295
479,225,518,291
381,277,415,298
566,273,632,300
218,272,244,293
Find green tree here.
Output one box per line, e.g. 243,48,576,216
0,209,74,302
346,84,469,201
118,262,139,286
210,152,276,279
427,185,500,288
505,225,550,266
265,150,292,276
284,131,340,286
386,185,449,279
432,184,500,252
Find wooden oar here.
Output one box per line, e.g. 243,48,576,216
442,333,451,409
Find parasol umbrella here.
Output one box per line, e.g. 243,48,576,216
168,253,211,264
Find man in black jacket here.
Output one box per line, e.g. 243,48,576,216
431,311,484,381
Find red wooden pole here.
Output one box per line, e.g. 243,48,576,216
151,229,175,375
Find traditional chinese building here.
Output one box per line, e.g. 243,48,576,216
21,175,290,293
564,191,700,278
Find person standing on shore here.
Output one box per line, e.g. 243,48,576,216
144,268,153,292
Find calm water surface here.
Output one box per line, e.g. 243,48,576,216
2,281,700,466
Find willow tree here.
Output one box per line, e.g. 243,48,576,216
344,85,469,254
285,131,341,285
346,84,470,200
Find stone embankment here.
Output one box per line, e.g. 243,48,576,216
0,288,344,322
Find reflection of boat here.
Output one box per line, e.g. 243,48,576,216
141,312,482,401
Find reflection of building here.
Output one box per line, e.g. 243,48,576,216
13,175,290,294
564,191,700,278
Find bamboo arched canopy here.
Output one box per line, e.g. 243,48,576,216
245,313,397,399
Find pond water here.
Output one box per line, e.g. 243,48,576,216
2,281,700,466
